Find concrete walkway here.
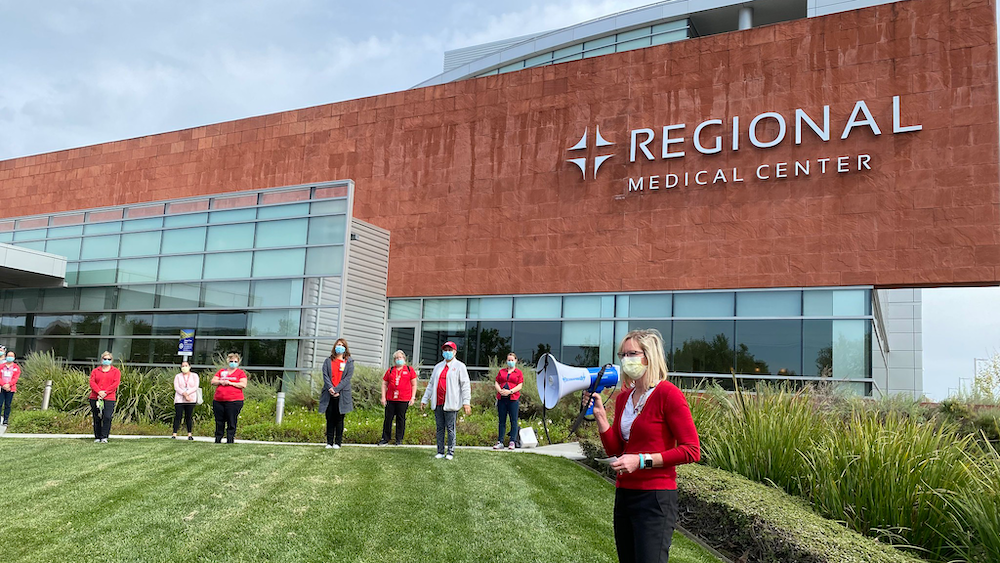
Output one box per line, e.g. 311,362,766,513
0,427,586,460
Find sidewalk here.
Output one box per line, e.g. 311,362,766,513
0,427,586,460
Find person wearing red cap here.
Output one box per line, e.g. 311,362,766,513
420,341,471,460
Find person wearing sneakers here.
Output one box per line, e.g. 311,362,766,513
320,338,354,449
379,350,418,446
211,352,247,444
172,360,199,441
420,341,471,460
89,352,122,443
0,350,21,427
493,352,523,451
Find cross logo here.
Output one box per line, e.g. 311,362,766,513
567,125,614,180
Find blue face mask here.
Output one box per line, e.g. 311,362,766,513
335,345,346,355
228,361,238,369
102,359,112,366
442,350,455,361
507,360,516,369
4,357,12,363
395,358,405,366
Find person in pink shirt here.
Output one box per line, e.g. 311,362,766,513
89,351,122,443
0,350,22,426
172,360,199,441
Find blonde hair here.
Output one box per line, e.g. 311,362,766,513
227,352,241,362
619,328,669,389
101,351,113,360
393,349,406,362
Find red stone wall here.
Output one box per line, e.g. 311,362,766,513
0,0,997,297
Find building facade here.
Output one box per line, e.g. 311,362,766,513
0,0,996,396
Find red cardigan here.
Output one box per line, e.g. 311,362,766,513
89,367,122,401
599,380,700,490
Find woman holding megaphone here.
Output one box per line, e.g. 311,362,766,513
583,328,700,563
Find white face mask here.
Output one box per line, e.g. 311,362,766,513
621,357,647,380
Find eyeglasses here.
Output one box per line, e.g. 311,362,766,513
617,350,645,359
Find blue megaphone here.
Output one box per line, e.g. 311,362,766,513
535,353,619,414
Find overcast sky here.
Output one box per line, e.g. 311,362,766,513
0,1,997,399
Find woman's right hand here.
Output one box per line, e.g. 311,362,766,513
380,396,387,407
582,391,606,419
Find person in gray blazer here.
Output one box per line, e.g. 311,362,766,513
320,338,354,449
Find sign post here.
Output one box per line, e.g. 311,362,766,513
177,329,195,361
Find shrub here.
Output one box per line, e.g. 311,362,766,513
934,438,1000,562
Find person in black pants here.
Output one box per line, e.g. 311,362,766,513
172,360,199,440
320,339,354,449
211,353,247,444
379,350,418,446
88,352,121,444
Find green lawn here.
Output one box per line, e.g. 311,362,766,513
0,439,719,563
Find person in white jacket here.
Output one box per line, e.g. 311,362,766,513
172,361,199,440
420,341,471,460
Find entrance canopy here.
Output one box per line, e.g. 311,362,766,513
0,243,66,289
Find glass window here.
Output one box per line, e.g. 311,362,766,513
33,315,72,336
198,312,248,336
514,296,561,319
672,320,735,374
163,213,207,228
0,315,26,335
628,294,672,318
47,225,84,238
674,292,734,317
735,320,802,375
115,314,153,336
13,240,45,251
157,283,201,309
41,288,76,311
553,44,583,59
626,321,673,368
152,339,183,364
465,321,513,367
617,26,651,41
250,279,303,308
209,209,257,224
802,320,833,377
468,297,513,319
117,258,158,283
202,281,250,308
524,52,553,67
653,19,689,33
77,261,117,285
246,339,291,367
833,320,869,379
305,246,344,276
73,314,110,335
256,218,307,248
833,289,868,316
584,45,615,57
79,287,114,310
206,223,255,251
803,290,833,316
736,291,802,317
122,217,163,231
152,313,198,336
12,228,45,241
563,296,601,319
83,222,121,235
562,321,601,366
307,215,347,245
584,35,615,50
388,299,421,320
0,232,11,243
158,255,204,282
512,321,561,366
420,321,467,366
117,286,156,310
69,339,101,362
249,310,300,336
119,231,162,258
45,238,82,260
160,226,207,254
652,29,689,45
423,299,467,320
258,203,309,219
192,338,247,366
113,336,150,364
80,235,120,259
252,248,305,277
310,200,347,214
203,252,252,279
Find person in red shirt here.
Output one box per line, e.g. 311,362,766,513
211,352,248,444
379,349,418,446
321,338,354,449
585,328,700,563
89,351,122,443
0,350,22,426
493,352,524,450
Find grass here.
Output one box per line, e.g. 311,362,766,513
0,439,719,563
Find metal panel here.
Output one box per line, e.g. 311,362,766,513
339,218,390,367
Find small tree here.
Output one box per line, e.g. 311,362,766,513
972,351,1000,404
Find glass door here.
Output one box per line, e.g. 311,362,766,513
386,323,418,370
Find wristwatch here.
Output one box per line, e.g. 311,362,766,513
643,455,653,469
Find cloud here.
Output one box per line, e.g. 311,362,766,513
922,287,1000,400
